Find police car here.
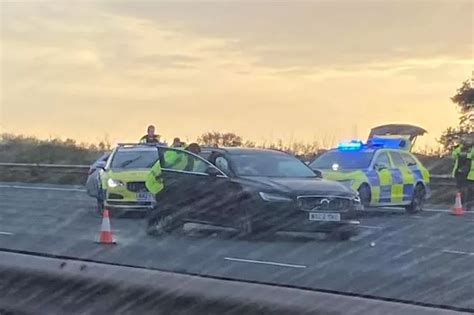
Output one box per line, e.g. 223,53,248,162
95,144,159,214
309,125,430,213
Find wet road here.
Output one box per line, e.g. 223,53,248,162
0,183,473,311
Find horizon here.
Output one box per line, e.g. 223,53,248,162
1,1,472,148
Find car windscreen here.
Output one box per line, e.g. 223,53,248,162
230,152,316,177
310,151,374,170
110,150,158,169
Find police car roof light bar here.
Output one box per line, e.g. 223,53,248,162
337,140,364,151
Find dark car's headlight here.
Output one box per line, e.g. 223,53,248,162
352,195,363,210
259,192,292,202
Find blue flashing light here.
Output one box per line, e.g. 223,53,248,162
337,140,364,151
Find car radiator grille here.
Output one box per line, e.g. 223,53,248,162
127,182,148,192
297,196,353,211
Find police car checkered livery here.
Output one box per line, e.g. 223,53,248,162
309,125,430,213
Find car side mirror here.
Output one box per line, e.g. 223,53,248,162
312,169,322,178
96,161,106,170
205,167,221,177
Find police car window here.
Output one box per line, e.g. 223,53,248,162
390,152,406,168
374,152,391,169
110,150,158,169
309,151,374,170
401,153,418,167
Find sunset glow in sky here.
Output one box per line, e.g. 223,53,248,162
1,1,473,148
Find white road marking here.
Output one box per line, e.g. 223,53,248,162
224,257,307,269
0,231,14,236
0,184,86,192
378,206,456,213
442,250,474,256
423,208,452,213
359,225,383,229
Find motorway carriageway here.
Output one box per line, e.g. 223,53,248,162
0,183,473,312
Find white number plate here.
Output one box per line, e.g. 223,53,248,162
309,212,341,222
136,192,154,201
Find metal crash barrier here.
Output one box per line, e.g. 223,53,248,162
0,251,465,315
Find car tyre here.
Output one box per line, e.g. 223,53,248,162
331,225,359,241
357,184,371,208
337,230,353,241
236,213,254,239
405,184,425,214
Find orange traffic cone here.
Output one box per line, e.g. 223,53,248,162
451,192,465,216
97,209,116,244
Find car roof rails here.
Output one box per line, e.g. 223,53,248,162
116,143,163,149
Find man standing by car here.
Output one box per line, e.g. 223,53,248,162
452,134,474,210
140,125,162,144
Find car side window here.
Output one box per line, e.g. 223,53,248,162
374,152,391,169
190,155,209,173
390,152,406,168
161,148,213,174
401,153,418,167
215,156,230,174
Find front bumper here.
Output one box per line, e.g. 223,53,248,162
102,187,155,210
105,200,155,210
251,202,360,233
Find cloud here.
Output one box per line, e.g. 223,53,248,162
102,1,473,71
0,1,471,147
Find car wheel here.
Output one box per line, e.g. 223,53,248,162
332,226,358,241
236,213,254,238
147,212,182,236
358,184,371,207
405,184,426,214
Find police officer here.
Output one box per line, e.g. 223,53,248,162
185,143,201,155
140,125,162,144
452,134,474,210
171,137,185,148
145,156,164,195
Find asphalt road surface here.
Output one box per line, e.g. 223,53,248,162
0,182,473,312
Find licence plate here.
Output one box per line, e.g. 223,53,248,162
136,192,153,201
309,212,341,222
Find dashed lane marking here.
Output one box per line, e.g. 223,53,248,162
442,250,474,256
0,184,86,192
0,231,14,236
224,257,307,269
359,225,383,229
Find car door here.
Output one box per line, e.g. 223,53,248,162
401,152,424,200
389,151,414,204
370,151,393,204
158,148,234,224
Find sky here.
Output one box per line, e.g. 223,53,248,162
0,0,473,149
